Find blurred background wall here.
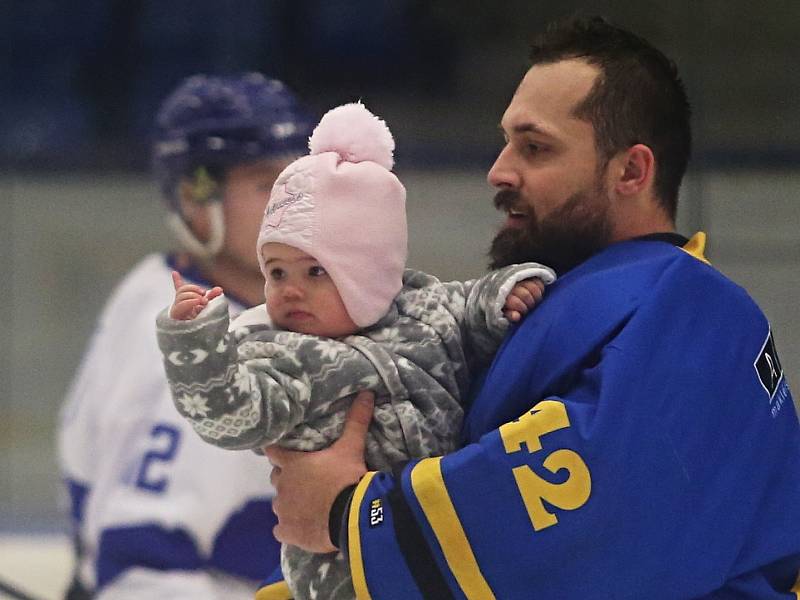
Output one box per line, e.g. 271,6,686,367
1,0,798,537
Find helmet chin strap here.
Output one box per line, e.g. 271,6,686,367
165,201,226,260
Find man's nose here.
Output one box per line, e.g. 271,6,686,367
487,145,520,189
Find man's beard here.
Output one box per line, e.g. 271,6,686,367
489,185,613,276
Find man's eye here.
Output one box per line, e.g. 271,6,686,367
309,265,327,277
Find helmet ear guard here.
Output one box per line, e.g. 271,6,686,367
167,167,225,260
166,201,225,260
186,166,220,204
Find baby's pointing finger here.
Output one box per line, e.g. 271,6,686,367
171,270,184,291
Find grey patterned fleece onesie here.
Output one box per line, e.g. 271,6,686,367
156,263,553,600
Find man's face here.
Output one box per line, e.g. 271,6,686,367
487,59,614,275
220,158,290,272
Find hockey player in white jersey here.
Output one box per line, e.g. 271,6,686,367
57,73,315,599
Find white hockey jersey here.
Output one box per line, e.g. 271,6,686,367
58,254,280,599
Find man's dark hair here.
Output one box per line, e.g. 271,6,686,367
529,16,691,218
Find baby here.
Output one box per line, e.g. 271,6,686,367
156,103,554,600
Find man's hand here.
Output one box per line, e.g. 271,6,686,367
264,391,374,553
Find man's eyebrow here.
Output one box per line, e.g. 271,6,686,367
499,122,556,137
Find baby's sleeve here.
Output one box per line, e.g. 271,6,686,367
156,296,391,452
453,263,555,366
155,296,308,450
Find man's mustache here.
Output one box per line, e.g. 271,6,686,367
493,189,521,212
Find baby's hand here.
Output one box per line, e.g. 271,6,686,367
169,271,223,320
502,278,545,323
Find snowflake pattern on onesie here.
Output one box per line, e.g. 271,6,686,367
157,262,554,600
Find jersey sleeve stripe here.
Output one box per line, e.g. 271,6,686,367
409,457,496,599
349,471,378,600
255,580,292,600
387,478,455,599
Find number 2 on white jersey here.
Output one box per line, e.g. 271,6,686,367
134,423,182,493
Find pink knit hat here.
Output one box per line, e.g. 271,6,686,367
257,102,407,328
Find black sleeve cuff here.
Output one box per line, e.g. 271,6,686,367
329,483,357,549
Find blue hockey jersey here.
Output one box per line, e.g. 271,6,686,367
340,234,800,599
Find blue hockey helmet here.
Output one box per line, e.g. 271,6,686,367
152,72,315,210
151,73,315,258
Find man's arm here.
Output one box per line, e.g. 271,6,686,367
265,261,800,599
264,392,373,553
58,309,118,597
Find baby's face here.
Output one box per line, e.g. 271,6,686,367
261,242,358,338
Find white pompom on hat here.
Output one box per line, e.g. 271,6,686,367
257,102,408,328
309,102,395,170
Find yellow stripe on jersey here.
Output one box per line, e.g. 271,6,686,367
791,568,800,598
255,580,292,600
410,457,496,599
681,231,710,264
349,471,378,600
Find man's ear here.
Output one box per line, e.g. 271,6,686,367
614,144,655,197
